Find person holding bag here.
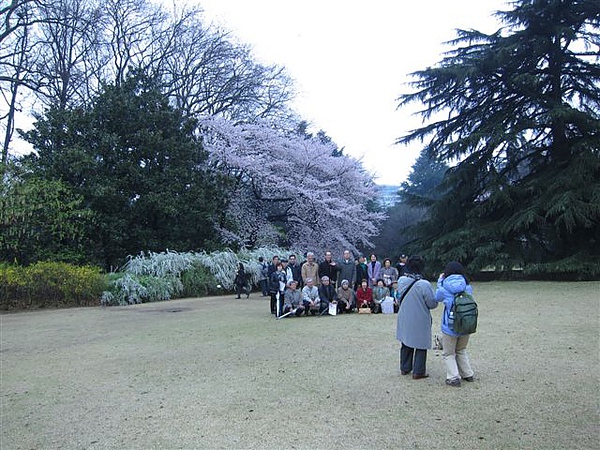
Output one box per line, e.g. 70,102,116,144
396,256,438,379
372,279,390,314
435,261,475,387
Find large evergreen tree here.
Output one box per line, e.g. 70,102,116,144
398,0,600,279
22,73,226,268
400,150,449,204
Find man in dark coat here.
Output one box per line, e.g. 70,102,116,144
317,275,338,314
355,255,369,291
318,251,339,287
337,250,356,289
287,254,303,288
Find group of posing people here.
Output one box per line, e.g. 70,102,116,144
256,251,411,316
249,250,476,388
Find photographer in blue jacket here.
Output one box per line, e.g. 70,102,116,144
435,261,476,387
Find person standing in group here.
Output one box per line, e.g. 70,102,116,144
269,262,286,315
396,255,438,380
258,256,269,297
287,254,303,288
381,258,399,288
355,256,369,291
337,250,356,289
319,251,339,287
367,254,381,287
234,262,249,299
301,252,319,286
268,255,280,277
283,258,294,289
281,258,291,288
396,254,408,278
435,261,475,387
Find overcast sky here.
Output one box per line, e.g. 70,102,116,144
189,0,510,185
9,1,509,185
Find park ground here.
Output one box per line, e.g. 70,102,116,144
1,281,599,449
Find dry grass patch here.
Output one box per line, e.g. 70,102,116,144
1,281,599,449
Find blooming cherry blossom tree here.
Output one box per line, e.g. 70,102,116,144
201,117,385,255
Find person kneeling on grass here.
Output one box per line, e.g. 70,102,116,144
283,280,304,316
372,279,390,314
356,279,373,311
336,279,356,313
318,275,338,314
301,278,321,316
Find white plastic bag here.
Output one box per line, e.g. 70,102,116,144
328,302,338,316
381,296,394,314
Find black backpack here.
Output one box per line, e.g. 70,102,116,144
451,291,478,334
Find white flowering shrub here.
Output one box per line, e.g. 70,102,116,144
123,251,196,277
101,247,296,304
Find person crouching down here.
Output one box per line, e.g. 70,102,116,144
336,279,357,313
318,275,338,314
283,280,304,316
372,278,390,314
301,278,321,315
356,279,373,311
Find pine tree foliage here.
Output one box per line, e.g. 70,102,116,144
400,150,449,206
397,0,600,278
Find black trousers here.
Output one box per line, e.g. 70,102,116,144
235,283,248,298
400,344,427,375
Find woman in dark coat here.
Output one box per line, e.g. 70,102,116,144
396,256,438,379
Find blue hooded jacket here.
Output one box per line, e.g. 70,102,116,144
435,274,473,336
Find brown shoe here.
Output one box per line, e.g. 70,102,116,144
400,371,410,376
412,374,429,380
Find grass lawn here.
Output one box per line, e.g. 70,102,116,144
1,281,599,449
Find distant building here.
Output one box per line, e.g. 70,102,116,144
376,185,401,208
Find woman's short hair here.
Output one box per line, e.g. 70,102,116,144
406,255,425,274
444,261,469,283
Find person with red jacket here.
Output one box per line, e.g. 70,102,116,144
356,279,373,311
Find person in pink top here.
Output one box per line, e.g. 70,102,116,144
367,254,382,287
